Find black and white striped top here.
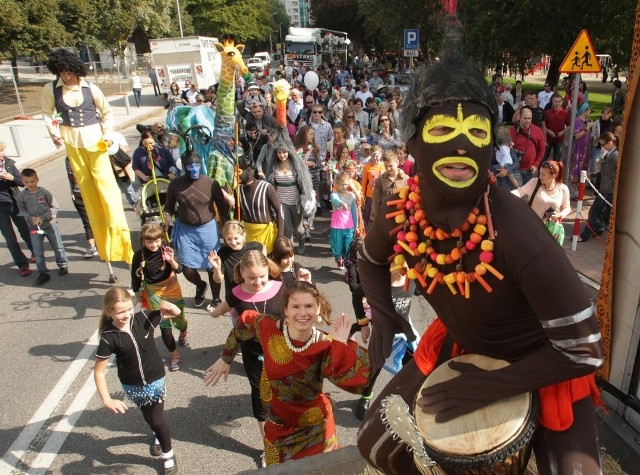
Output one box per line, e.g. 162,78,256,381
273,169,300,206
240,180,279,224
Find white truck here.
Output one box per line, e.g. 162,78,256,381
284,27,323,69
149,36,221,93
253,52,272,68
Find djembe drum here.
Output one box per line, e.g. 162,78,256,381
417,355,539,474
382,355,539,475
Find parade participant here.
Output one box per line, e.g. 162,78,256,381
131,224,187,372
263,132,314,255
163,150,230,307
132,131,178,185
271,236,312,286
0,142,34,276
356,6,603,473
42,49,132,264
204,281,370,466
206,251,286,461
94,287,180,475
329,172,359,270
238,166,284,254
207,220,265,325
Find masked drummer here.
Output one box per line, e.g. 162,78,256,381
356,10,603,475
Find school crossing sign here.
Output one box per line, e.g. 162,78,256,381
559,29,601,74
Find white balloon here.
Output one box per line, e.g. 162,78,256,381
304,71,319,90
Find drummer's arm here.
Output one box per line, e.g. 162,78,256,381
496,241,603,390
358,196,415,370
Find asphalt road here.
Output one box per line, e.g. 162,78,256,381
0,112,437,474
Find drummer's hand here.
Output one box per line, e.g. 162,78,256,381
369,316,415,370
416,360,491,423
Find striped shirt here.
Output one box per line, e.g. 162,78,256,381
273,169,300,206
240,180,278,224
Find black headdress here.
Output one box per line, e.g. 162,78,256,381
46,49,88,77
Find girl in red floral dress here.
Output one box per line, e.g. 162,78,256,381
204,281,370,465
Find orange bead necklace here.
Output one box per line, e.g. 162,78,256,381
386,175,503,298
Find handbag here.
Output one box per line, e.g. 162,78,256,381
110,147,132,167
545,219,565,246
302,190,316,216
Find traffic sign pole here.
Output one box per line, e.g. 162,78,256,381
564,73,581,185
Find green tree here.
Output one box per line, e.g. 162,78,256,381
0,0,70,79
187,0,273,43
58,0,100,53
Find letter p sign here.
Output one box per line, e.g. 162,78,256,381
404,29,420,50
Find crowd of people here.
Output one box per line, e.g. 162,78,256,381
0,37,624,474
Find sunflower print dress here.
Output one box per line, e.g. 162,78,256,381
221,310,370,465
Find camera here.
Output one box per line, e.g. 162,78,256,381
514,149,525,159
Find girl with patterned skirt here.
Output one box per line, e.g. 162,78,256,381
94,288,180,474
204,281,370,465
131,224,187,372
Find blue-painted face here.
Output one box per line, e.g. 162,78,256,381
185,163,201,180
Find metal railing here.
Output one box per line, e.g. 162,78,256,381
0,58,153,123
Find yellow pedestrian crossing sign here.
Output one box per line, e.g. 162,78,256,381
559,29,601,73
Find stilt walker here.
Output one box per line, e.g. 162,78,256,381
42,49,133,276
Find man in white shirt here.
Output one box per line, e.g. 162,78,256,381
537,82,554,110
183,83,199,105
355,83,373,104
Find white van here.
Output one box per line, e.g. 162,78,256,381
253,52,272,68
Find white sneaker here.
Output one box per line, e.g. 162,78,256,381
83,246,98,258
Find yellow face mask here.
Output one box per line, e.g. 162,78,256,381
421,103,491,148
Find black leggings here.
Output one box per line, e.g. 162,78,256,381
182,267,221,300
140,400,172,453
357,360,602,475
241,339,266,422
160,327,177,353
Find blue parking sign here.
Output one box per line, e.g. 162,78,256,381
404,29,420,50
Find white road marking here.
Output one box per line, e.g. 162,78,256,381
0,331,98,474
27,371,97,475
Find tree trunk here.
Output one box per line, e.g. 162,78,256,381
10,56,19,82
545,56,562,89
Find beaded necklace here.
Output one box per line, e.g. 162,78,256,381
386,175,503,298
283,322,316,353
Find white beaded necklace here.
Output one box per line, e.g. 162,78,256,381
283,322,316,353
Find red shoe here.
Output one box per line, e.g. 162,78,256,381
29,255,36,264
20,266,31,277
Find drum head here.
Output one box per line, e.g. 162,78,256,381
416,354,532,457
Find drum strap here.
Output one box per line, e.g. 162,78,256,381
435,333,455,368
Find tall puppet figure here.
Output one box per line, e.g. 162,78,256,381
356,3,604,474
42,49,133,265
167,38,250,191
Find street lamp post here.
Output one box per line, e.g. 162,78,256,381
176,0,184,37
279,23,284,57
344,38,351,65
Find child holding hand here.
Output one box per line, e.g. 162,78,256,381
16,168,68,286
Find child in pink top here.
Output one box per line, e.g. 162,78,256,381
329,172,359,270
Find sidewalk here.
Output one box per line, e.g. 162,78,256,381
0,84,166,169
